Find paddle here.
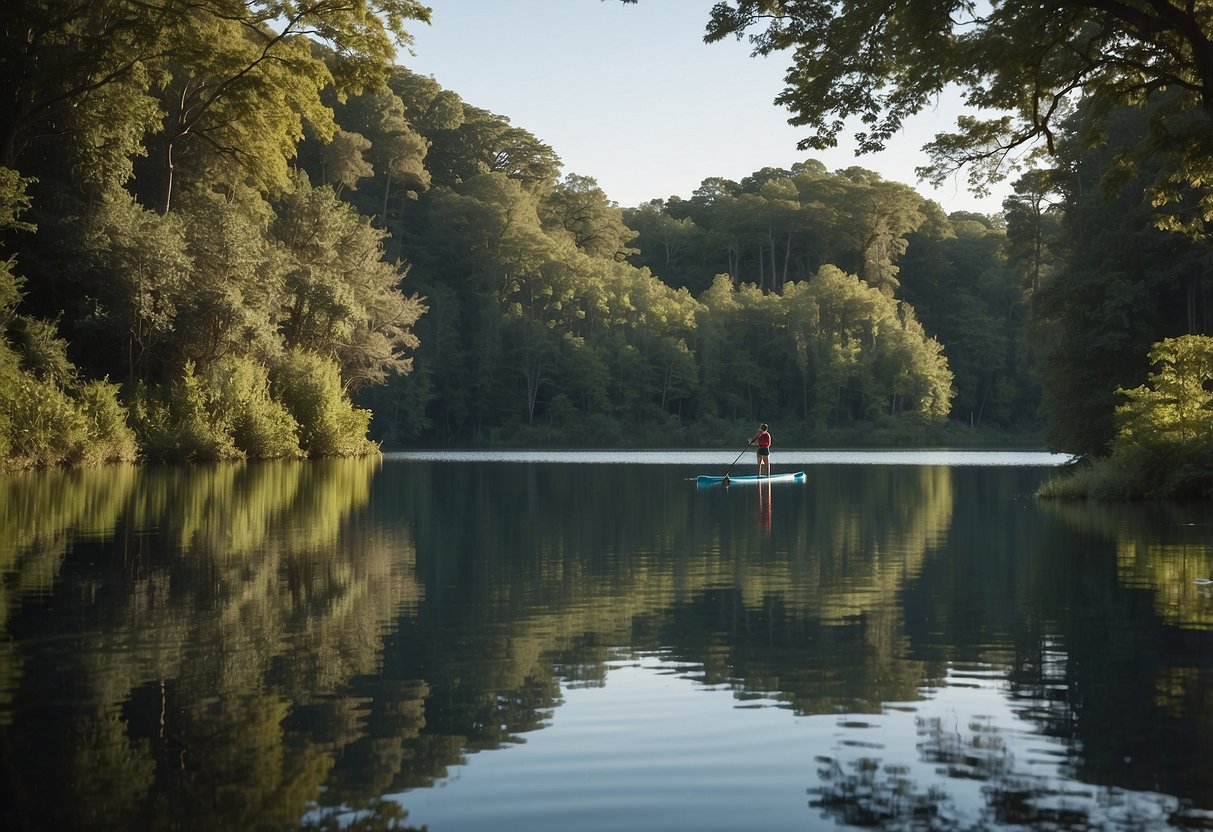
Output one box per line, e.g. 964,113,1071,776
721,440,753,486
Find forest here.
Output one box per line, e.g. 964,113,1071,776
1,1,1211,497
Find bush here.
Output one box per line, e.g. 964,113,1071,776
0,341,139,468
207,355,303,459
2,375,89,466
130,362,240,462
274,350,375,457
76,379,138,464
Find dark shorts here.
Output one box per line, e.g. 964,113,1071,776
757,447,769,457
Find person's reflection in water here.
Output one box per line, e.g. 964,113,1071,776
759,478,772,534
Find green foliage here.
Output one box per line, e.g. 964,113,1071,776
1040,336,1213,499
0,343,87,468
130,362,240,463
11,3,1154,460
208,355,303,460
275,349,376,457
4,381,89,467
0,336,136,468
322,129,375,194
1111,335,1213,498
0,167,34,320
273,175,424,392
0,167,35,235
75,379,138,464
6,315,77,387
1116,336,1213,452
69,61,162,194
540,174,638,260
317,81,431,230
1030,101,1213,458
81,187,193,383
172,188,286,369
0,256,20,322
900,212,1036,430
699,0,1213,228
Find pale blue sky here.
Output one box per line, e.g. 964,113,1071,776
402,1,1010,215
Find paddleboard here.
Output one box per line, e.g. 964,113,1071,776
696,471,806,486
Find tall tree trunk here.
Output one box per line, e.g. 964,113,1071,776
380,171,392,225
161,138,175,215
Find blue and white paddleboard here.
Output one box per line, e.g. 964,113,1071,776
696,471,807,486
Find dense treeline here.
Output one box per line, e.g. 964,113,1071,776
370,135,968,447
0,1,431,467
1,1,1211,497
683,1,1213,496
0,1,989,466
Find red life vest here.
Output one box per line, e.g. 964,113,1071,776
757,432,771,448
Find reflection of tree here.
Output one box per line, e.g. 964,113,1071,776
1,457,429,831
21,458,1213,829
811,754,952,829
389,461,954,728
0,465,139,724
997,499,1213,812
1041,499,1213,629
808,712,1206,831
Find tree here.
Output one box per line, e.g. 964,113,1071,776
272,175,423,393
322,130,375,196
1003,169,1063,298
389,67,465,136
819,170,936,293
1116,335,1213,455
540,174,638,261
149,8,337,214
324,82,431,226
1031,102,1213,456
1047,335,1213,498
900,214,1034,429
171,188,285,370
1,1,432,210
421,104,560,193
623,202,709,292
687,1,1213,229
80,187,192,385
0,168,35,320
425,172,555,305
798,264,953,426
0,0,169,171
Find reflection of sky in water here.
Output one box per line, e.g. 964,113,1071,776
395,655,1189,832
386,450,1073,467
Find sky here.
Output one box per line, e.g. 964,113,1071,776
401,1,1011,215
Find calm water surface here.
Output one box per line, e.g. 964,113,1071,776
2,451,1212,831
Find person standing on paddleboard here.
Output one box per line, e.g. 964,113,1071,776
748,423,771,477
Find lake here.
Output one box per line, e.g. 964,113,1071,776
2,450,1212,831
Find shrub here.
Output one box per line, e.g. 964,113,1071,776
76,379,138,464
207,355,303,459
130,362,240,462
5,380,89,467
1,340,140,468
274,350,375,457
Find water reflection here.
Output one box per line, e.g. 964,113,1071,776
808,667,1213,831
0,457,1211,830
1,458,426,831
1041,499,1213,629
